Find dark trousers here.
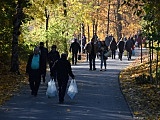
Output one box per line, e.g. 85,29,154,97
29,69,41,95
72,53,78,65
111,50,116,59
58,79,68,102
89,54,96,70
127,49,132,60
119,51,123,60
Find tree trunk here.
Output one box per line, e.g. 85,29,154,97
116,0,122,40
107,0,110,35
45,7,49,49
10,0,22,74
63,0,68,53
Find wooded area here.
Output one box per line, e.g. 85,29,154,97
1,0,160,119
0,0,142,73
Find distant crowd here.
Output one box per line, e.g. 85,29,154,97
25,33,145,103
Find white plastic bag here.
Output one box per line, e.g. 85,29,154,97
46,79,57,98
67,79,78,99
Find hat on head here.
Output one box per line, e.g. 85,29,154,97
40,42,44,46
52,45,57,49
61,53,67,59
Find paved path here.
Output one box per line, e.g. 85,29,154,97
0,48,146,120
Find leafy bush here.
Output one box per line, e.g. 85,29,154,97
135,74,151,84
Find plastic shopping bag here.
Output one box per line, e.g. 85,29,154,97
132,50,135,56
67,79,78,99
46,79,57,98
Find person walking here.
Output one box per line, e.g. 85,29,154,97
98,41,108,71
85,38,99,70
26,47,46,96
125,37,134,60
117,38,125,61
69,38,81,65
110,37,117,59
51,53,75,104
39,42,48,83
48,45,60,76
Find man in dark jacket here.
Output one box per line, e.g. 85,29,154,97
85,38,99,70
39,42,48,83
125,38,133,60
48,45,60,73
110,37,117,59
51,53,75,104
117,38,125,61
26,47,46,96
69,38,81,65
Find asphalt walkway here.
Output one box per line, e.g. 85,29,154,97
0,48,145,120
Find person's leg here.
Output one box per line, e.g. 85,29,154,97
100,55,103,71
104,59,107,70
60,80,68,103
93,55,96,70
72,53,74,65
75,53,78,65
29,70,36,95
111,50,114,59
89,54,92,70
113,50,116,59
129,50,132,59
29,75,35,95
119,51,122,60
42,72,46,83
34,70,41,96
57,80,63,103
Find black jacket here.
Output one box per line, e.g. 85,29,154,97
51,58,74,81
69,42,81,54
48,51,60,67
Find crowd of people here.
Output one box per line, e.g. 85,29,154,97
25,33,143,103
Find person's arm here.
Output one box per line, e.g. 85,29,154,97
68,62,75,79
69,44,72,52
50,61,57,80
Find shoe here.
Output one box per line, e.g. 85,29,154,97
34,92,37,97
31,91,34,95
100,69,102,71
93,68,96,70
104,69,106,71
59,101,64,104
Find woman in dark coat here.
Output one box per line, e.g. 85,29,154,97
110,37,117,59
26,47,46,96
117,38,125,61
98,41,108,71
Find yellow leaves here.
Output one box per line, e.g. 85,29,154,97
119,55,160,119
0,60,28,105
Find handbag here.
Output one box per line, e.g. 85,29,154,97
67,79,78,99
78,54,81,60
46,79,57,98
104,50,111,57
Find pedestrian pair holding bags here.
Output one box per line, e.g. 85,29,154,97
51,53,76,104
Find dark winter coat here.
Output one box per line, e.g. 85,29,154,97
51,57,74,82
48,51,60,68
110,39,117,51
125,39,133,52
69,41,81,54
117,40,125,53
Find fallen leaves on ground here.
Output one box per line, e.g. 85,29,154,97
119,55,160,119
0,61,28,106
